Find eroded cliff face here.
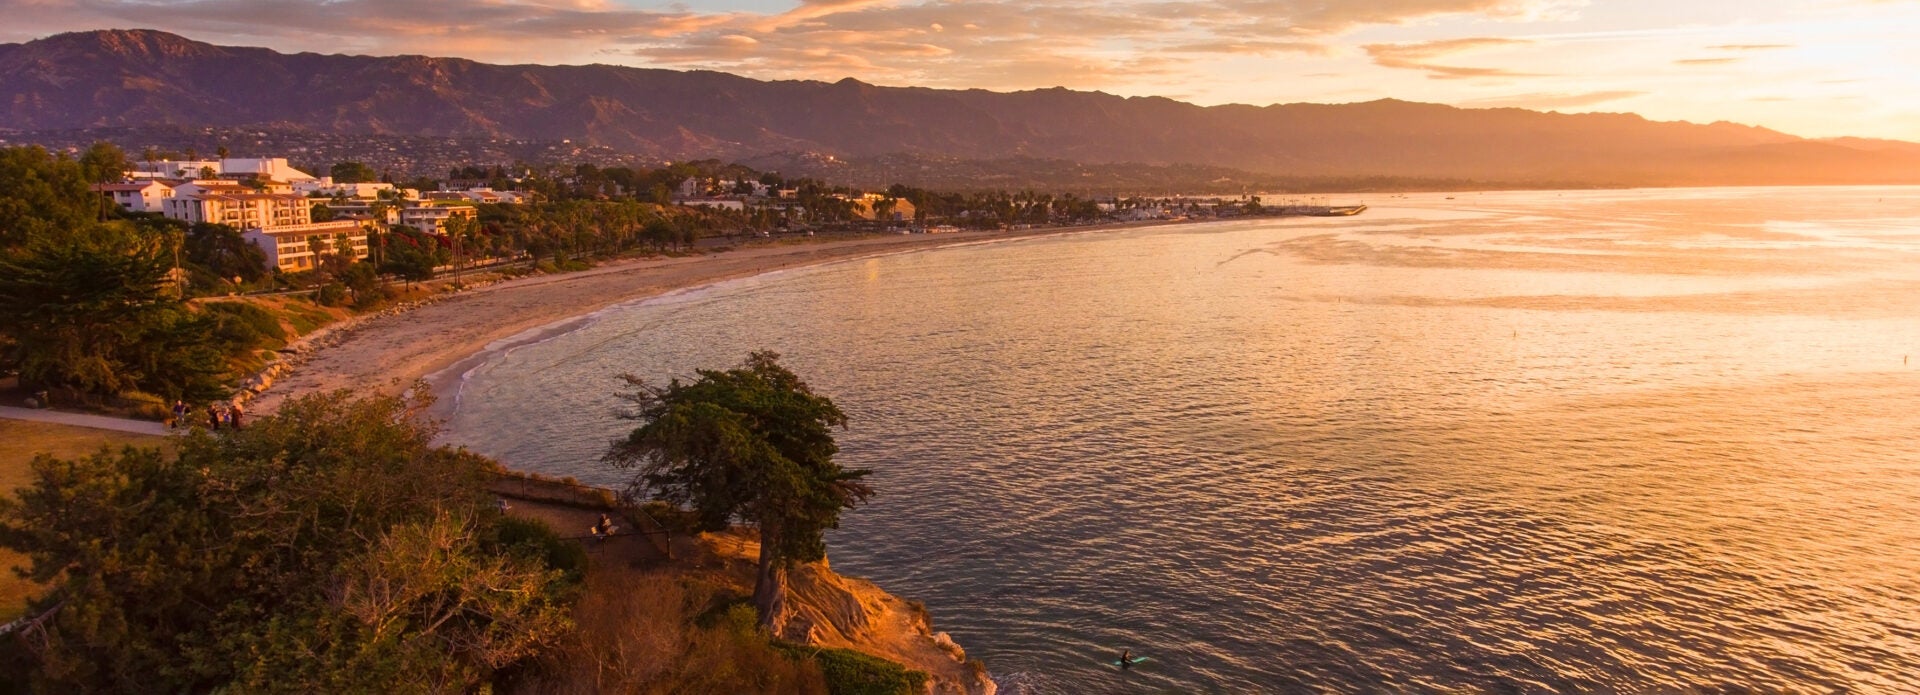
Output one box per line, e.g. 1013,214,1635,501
496,481,991,694
779,558,996,695
685,531,996,695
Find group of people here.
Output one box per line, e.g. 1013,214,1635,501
171,400,243,430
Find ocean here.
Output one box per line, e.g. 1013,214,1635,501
445,186,1920,692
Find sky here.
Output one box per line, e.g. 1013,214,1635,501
5,0,1919,141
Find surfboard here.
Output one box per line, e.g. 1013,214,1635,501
1108,656,1150,668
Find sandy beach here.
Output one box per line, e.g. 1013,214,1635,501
252,225,1126,415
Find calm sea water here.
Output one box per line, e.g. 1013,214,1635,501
445,187,1920,693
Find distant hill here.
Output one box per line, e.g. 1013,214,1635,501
5,29,1919,187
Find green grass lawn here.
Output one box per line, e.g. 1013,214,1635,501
0,420,169,621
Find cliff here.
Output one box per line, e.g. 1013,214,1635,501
493,477,993,694
692,530,997,695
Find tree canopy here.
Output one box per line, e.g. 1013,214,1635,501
330,161,379,184
0,145,300,401
0,390,580,693
604,351,872,629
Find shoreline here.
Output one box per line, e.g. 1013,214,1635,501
253,219,1204,421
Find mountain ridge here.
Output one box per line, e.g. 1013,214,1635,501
4,29,1918,186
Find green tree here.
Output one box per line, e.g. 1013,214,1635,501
184,222,268,285
331,161,379,184
0,390,578,693
0,229,176,394
381,232,443,286
0,146,94,247
604,351,872,629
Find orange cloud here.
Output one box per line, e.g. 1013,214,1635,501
1363,38,1544,79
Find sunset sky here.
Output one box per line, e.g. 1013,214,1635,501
5,0,1918,141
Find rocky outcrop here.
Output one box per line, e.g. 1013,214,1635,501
685,531,994,695
779,559,995,695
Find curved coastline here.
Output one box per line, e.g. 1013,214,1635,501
255,220,1205,422
245,224,1211,695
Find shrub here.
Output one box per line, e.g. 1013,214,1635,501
119,391,170,421
490,515,588,580
777,645,928,695
314,283,348,307
352,285,397,311
639,500,701,535
0,390,577,693
201,301,288,347
674,605,827,695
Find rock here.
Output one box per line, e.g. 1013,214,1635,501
933,632,966,662
778,614,818,645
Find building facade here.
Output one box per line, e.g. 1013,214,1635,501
242,220,370,273
163,183,367,273
92,180,174,213
398,204,478,235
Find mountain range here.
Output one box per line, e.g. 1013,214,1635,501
4,29,1918,187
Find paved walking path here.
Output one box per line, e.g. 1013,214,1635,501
0,406,169,436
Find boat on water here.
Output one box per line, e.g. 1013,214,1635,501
1309,204,1367,217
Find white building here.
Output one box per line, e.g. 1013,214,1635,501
292,177,397,199
132,157,317,183
131,159,224,179
676,177,703,199
243,221,370,273
219,158,317,183
399,204,478,235
423,187,528,204
91,180,174,213
162,183,365,272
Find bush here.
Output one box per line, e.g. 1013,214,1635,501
674,605,827,695
640,500,701,535
489,515,588,580
351,285,397,311
201,301,288,347
118,391,170,421
314,283,348,307
777,645,928,695
0,391,577,693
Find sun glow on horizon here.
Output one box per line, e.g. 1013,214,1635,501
4,0,1918,141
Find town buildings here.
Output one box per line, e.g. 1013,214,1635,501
90,180,174,213
158,179,369,273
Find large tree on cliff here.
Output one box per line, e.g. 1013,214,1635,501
604,351,873,629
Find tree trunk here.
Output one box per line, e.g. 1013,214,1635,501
753,524,787,632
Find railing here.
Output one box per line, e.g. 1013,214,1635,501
484,471,673,560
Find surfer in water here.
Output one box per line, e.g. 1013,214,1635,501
1119,649,1134,669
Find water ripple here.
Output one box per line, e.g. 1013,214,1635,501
447,187,1920,692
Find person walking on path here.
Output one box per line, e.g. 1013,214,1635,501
206,403,221,430
171,400,188,428
228,402,244,430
